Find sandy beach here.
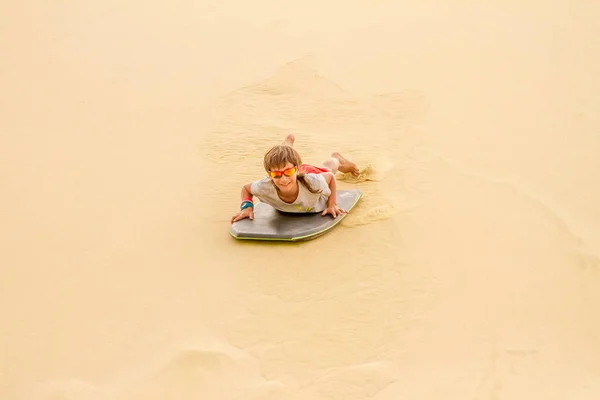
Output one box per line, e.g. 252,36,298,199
1,1,599,399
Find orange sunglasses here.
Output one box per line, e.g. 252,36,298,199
269,166,297,179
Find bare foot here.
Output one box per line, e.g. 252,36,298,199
331,152,359,176
282,134,295,147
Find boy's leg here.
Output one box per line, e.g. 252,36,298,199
282,133,359,176
322,152,359,176
321,157,340,174
282,134,295,147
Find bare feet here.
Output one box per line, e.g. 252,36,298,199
282,134,295,147
332,152,359,176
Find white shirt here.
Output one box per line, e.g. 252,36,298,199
250,173,331,213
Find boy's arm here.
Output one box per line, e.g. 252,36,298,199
323,172,337,206
241,183,254,202
231,183,255,223
321,172,346,217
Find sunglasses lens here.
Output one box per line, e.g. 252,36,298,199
270,167,296,178
284,167,296,176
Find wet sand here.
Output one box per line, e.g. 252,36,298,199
1,1,599,399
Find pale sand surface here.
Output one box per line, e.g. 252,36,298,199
1,1,600,399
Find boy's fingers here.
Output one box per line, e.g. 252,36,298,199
231,210,254,222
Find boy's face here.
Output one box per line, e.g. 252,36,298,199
269,162,298,193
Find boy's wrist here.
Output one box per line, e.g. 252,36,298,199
240,200,254,210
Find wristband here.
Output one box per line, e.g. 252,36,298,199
240,200,254,210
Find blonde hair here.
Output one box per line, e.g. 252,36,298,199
263,145,322,194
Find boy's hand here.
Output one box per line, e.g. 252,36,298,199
231,207,254,223
321,204,347,218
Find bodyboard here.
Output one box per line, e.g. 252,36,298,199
230,189,362,242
